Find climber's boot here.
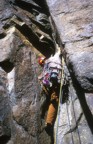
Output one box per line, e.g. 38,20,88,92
45,123,53,135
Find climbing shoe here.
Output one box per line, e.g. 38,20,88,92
45,123,53,135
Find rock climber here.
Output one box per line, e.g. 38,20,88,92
38,46,62,133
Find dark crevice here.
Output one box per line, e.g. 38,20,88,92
4,0,55,57
86,77,93,85
14,0,45,15
12,1,52,35
33,0,50,16
12,0,52,35
30,18,52,36
0,135,11,144
3,24,11,30
61,83,69,104
0,59,14,73
15,24,54,57
0,33,6,39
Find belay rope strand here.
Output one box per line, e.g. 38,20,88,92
54,57,64,144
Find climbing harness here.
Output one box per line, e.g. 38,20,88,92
41,60,62,87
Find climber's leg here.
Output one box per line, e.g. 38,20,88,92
45,91,59,125
45,102,58,125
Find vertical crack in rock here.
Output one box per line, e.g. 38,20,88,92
15,24,53,57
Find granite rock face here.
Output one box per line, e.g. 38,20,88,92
0,68,11,143
0,0,53,143
46,0,93,143
0,0,93,144
46,0,93,92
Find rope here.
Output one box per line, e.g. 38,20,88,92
54,57,64,144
